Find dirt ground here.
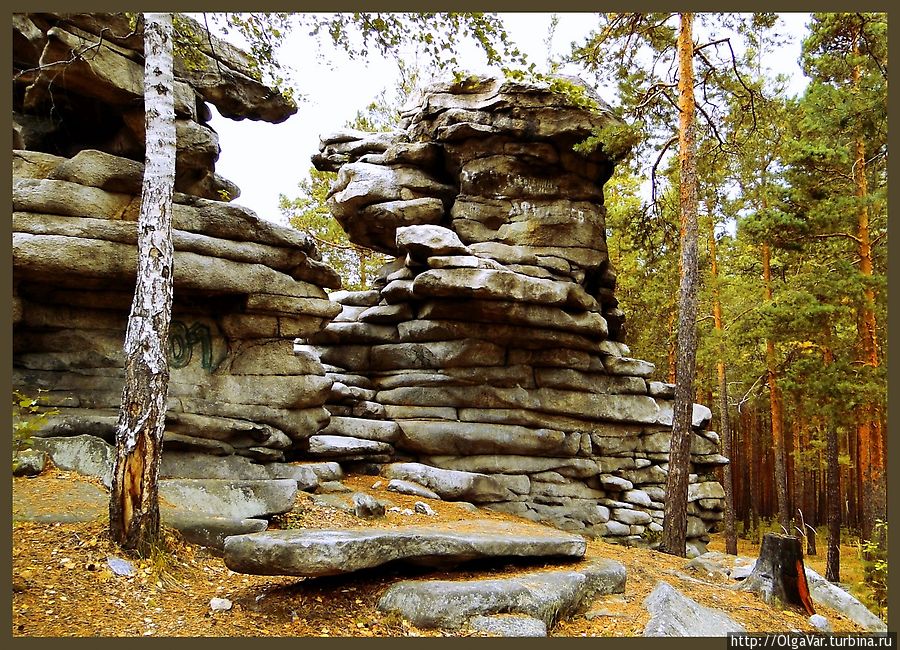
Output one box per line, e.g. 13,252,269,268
11,469,872,637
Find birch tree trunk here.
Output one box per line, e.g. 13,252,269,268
109,12,176,554
661,11,699,558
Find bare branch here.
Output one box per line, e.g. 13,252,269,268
737,372,767,411
855,13,888,80
724,304,762,331
633,82,678,111
694,100,726,150
805,232,863,246
650,135,678,207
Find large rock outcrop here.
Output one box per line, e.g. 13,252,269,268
12,13,341,468
305,76,728,546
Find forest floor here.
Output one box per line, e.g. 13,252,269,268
11,468,876,637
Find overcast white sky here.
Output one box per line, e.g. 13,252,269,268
209,13,811,225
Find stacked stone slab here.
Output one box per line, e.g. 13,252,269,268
306,76,728,547
12,13,342,469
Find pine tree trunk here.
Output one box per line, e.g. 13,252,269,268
666,306,677,384
662,12,699,558
109,12,176,555
851,27,885,546
823,344,841,582
708,218,736,555
762,243,790,532
800,419,817,556
749,405,761,541
846,423,857,531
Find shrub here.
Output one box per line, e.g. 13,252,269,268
12,389,57,462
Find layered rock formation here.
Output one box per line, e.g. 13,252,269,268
12,13,341,466
306,76,727,547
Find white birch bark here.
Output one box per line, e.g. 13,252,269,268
109,12,176,552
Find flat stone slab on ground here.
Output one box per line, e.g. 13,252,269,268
31,434,114,487
159,478,297,519
377,558,625,629
469,614,548,637
12,476,107,523
223,519,587,577
643,581,746,636
805,567,888,632
161,511,268,552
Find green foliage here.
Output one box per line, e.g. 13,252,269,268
574,121,642,161
280,169,388,292
860,519,888,618
295,12,528,85
12,390,57,465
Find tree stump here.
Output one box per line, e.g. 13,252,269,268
740,533,816,615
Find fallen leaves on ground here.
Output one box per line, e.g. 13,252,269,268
12,469,870,637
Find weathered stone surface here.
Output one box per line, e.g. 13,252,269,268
656,401,713,428
387,479,441,500
418,299,607,337
330,289,381,307
224,520,587,577
13,449,48,477
31,434,113,487
396,224,469,260
358,303,415,324
378,386,660,425
159,478,297,519
327,162,455,253
49,149,144,193
14,232,326,301
647,381,675,398
469,615,548,637
379,558,624,629
534,368,645,395
383,405,458,421
352,492,386,518
312,322,399,345
621,490,653,507
397,318,602,352
426,455,600,478
412,268,598,312
396,420,578,457
642,431,718,456
12,14,347,499
383,463,509,502
687,482,726,502
805,568,888,632
162,511,268,552
227,340,325,377
370,340,506,371
611,509,652,526
307,435,393,459
643,581,746,636
602,356,655,377
319,417,401,443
